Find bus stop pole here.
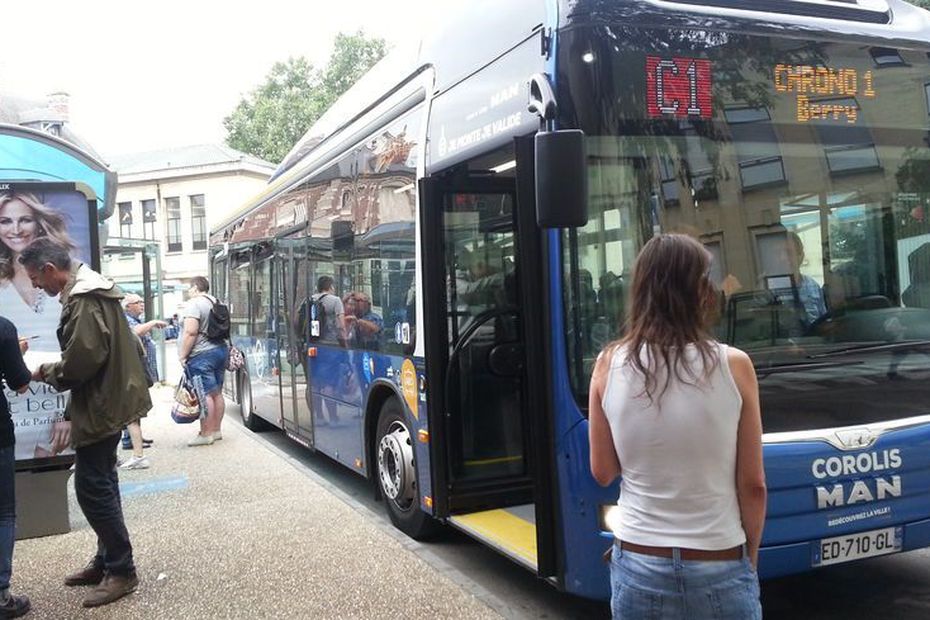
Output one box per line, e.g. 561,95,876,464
149,242,167,383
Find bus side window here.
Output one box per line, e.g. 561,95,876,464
351,108,421,355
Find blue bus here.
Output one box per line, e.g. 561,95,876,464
211,0,930,599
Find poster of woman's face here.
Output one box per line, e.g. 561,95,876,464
0,185,96,464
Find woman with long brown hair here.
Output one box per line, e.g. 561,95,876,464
0,192,79,461
588,234,767,619
0,191,78,313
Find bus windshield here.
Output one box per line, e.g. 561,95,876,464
559,26,930,432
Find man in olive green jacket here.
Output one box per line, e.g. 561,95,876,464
21,238,149,610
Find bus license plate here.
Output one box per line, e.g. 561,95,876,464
813,526,902,567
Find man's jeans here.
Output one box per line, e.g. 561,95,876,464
74,433,135,576
0,445,15,591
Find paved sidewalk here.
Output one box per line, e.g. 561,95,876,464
12,386,500,619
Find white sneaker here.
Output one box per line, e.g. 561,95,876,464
187,434,215,447
120,456,151,470
212,431,223,441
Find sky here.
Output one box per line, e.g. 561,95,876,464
0,1,432,160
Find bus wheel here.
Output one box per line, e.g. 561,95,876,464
238,372,263,432
376,398,437,539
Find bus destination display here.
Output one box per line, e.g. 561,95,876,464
646,56,713,120
773,64,877,124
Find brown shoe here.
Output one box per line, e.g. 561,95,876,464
81,573,139,608
64,561,104,587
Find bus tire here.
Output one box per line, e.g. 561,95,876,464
238,372,265,432
375,398,438,539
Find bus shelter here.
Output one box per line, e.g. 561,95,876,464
0,123,116,538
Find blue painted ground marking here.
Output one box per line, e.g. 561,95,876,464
120,475,189,498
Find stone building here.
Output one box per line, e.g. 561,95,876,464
103,144,274,314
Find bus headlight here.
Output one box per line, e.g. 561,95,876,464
598,504,621,533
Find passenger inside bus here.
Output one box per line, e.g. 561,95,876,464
764,231,827,330
345,291,383,350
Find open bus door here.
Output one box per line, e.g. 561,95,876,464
421,136,561,581
275,239,315,447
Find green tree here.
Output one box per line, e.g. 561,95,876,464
911,0,930,8
224,31,388,163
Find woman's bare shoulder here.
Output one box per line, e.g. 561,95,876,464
725,345,751,364
724,345,755,381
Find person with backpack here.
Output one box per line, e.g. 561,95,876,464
308,275,346,346
178,276,230,447
295,276,346,425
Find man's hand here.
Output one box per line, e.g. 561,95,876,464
50,420,71,455
18,338,29,355
31,367,43,382
152,320,168,329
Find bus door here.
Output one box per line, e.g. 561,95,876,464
422,138,559,577
249,250,281,421
275,240,315,446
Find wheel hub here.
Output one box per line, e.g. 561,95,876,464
378,421,415,509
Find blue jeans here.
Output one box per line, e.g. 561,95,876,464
187,346,228,396
0,445,14,591
609,543,761,619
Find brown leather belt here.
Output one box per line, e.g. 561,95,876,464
620,541,744,561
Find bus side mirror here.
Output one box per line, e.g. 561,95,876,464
534,129,588,228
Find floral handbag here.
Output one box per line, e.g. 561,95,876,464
226,345,245,372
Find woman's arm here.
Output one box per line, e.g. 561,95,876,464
589,351,621,486
729,347,767,568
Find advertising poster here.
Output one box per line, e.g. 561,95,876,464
0,183,98,467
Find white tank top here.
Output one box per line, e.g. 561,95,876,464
601,341,746,550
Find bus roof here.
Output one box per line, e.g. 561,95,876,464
213,0,930,238
212,0,549,236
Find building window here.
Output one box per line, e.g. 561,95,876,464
810,98,880,174
142,199,156,240
702,238,725,287
680,123,717,202
166,197,182,252
657,157,680,207
190,194,206,251
118,202,132,238
870,47,905,67
725,106,786,190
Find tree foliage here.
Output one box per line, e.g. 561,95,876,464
224,31,388,164
910,0,930,8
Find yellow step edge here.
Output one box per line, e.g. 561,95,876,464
449,508,537,570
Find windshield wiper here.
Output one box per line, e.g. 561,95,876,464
808,340,930,359
755,360,864,377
